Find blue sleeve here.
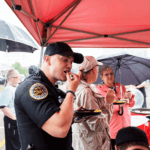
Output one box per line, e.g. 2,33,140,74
0,87,13,107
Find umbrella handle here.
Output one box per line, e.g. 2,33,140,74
118,107,123,116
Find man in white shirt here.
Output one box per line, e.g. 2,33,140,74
0,69,21,150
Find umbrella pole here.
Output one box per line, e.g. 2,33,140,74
118,68,124,117
119,68,122,99
39,46,44,68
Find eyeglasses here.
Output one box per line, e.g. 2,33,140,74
11,77,20,79
103,73,114,77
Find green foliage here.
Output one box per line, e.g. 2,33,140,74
37,64,40,68
12,62,29,76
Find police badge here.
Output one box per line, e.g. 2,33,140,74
29,83,48,100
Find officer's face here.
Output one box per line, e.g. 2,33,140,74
49,54,74,83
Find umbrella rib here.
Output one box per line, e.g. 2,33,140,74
125,64,140,83
98,57,118,63
123,59,150,84
120,56,135,67
98,58,118,67
101,58,120,66
107,58,118,65
121,56,150,70
120,64,134,69
101,63,117,67
132,59,150,70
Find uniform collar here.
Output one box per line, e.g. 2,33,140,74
37,69,54,87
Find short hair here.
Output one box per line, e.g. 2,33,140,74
81,66,97,82
5,69,18,86
6,69,17,80
117,141,150,150
99,65,113,76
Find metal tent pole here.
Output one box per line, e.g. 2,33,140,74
39,46,44,68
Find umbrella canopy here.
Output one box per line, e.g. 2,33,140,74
4,0,150,48
95,50,150,85
0,19,38,52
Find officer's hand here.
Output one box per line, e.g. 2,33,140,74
66,72,80,93
106,89,115,104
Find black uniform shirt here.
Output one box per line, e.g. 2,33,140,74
15,69,72,150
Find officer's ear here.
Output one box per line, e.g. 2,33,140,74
44,55,51,66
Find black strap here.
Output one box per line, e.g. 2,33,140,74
118,107,124,116
66,90,76,97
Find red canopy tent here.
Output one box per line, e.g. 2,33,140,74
5,0,150,48
5,0,150,66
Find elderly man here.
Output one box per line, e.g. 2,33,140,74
0,69,21,150
14,42,83,150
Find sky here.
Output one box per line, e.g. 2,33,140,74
0,0,150,68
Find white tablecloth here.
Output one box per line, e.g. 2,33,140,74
131,115,149,127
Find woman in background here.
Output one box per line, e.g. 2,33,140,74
96,65,135,150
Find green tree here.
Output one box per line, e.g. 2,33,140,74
12,62,28,76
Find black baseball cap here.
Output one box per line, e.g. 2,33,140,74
44,42,83,64
116,127,149,146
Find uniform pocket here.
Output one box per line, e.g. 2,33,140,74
8,120,21,149
9,121,19,137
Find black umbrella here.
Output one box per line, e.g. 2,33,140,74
0,19,38,53
95,49,150,85
96,50,150,115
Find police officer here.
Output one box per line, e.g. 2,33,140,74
14,42,83,150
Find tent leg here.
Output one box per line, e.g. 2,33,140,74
39,46,44,68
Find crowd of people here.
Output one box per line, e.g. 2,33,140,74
0,42,149,150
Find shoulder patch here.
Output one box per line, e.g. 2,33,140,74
29,83,48,100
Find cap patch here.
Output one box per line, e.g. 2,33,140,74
29,83,48,100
